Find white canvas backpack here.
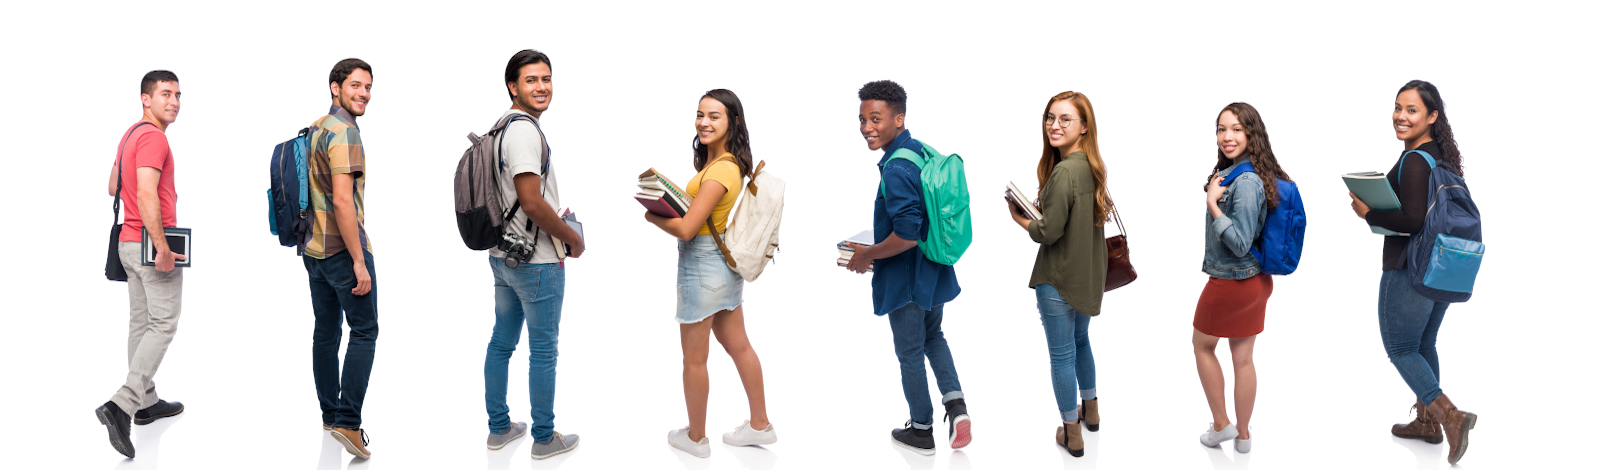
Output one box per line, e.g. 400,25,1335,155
702,158,783,282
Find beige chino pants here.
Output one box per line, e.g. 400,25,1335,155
111,241,183,414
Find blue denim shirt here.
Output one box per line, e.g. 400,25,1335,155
871,130,961,315
1203,157,1267,279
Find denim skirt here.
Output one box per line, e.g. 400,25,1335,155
677,235,743,324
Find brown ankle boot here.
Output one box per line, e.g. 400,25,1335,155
1057,421,1084,457
1423,393,1477,464
1390,400,1443,444
1082,399,1100,432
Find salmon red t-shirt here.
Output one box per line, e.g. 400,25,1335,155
114,122,177,242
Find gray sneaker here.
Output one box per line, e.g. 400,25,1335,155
530,431,579,460
487,422,528,450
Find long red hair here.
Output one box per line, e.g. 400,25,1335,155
1037,91,1111,226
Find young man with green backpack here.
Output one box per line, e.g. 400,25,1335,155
843,80,972,456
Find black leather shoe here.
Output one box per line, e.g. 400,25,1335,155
134,400,184,425
95,401,135,458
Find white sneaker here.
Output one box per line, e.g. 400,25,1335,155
1234,426,1251,453
1198,423,1239,447
668,426,711,458
722,420,777,446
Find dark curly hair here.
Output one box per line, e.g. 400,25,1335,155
1397,80,1464,176
857,80,906,116
1208,103,1292,210
692,89,753,178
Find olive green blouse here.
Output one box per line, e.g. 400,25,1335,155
1027,151,1108,316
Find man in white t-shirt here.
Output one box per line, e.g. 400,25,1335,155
483,49,585,460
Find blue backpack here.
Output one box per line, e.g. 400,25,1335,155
1400,150,1484,303
267,127,316,248
1222,162,1307,275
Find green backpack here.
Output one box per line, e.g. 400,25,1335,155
880,141,972,265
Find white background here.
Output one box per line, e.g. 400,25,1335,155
1,1,1594,469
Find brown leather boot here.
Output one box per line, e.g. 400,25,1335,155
1390,400,1443,444
1423,394,1477,464
1056,421,1084,457
1082,399,1100,432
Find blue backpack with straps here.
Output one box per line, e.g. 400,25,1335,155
267,127,316,248
1222,162,1307,275
1400,149,1484,303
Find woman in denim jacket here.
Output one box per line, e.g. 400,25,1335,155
1192,102,1291,453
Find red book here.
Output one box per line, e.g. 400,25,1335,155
636,194,683,218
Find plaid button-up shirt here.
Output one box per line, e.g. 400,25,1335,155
303,105,370,259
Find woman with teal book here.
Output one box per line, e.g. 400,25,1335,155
1347,80,1478,465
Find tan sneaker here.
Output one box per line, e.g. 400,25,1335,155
331,427,371,459
1391,400,1443,444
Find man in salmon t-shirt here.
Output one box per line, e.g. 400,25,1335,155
94,70,187,460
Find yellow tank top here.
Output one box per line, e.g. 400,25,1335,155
686,154,743,235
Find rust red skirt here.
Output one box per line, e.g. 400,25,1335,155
1193,273,1273,338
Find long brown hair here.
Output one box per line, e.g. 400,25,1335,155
691,89,753,177
1036,92,1111,226
1397,80,1464,176
1209,102,1291,210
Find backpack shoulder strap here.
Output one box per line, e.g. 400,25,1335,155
1221,162,1255,186
112,122,156,220
1398,149,1436,181
879,147,927,198
693,154,740,268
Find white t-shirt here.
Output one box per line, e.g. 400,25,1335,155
488,108,561,264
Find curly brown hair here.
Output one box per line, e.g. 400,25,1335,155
1208,103,1291,210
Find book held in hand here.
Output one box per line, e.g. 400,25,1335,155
837,229,874,272
141,227,191,267
1005,181,1042,220
550,208,583,260
1342,172,1408,236
636,168,692,218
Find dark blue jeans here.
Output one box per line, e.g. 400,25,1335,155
1036,284,1097,423
1379,268,1448,405
485,257,564,442
887,302,964,428
305,250,378,429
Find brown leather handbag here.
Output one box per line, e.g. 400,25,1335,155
1104,203,1136,292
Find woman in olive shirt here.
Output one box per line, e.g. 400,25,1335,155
1007,91,1110,457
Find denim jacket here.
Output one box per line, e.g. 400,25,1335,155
1203,158,1267,279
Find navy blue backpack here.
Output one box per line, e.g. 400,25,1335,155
1400,150,1484,303
267,127,315,248
1222,162,1307,275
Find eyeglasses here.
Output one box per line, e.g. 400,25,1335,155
1043,114,1082,127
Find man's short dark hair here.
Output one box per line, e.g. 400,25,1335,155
329,58,373,99
141,70,179,96
858,80,907,116
504,49,552,100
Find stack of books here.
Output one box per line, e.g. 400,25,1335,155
1005,181,1042,220
550,208,583,259
836,229,874,272
636,168,693,217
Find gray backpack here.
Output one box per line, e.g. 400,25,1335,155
454,113,545,250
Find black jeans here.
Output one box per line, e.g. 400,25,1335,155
304,250,379,429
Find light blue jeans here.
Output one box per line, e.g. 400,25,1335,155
485,257,565,443
1036,284,1096,423
1379,268,1448,406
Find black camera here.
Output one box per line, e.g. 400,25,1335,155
499,233,536,268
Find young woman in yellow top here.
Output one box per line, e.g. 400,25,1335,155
644,89,775,458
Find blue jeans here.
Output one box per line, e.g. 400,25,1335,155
1036,284,1097,423
485,257,565,442
305,250,379,429
1379,268,1448,405
887,302,964,428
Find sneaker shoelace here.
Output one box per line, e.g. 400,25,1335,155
360,429,369,447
